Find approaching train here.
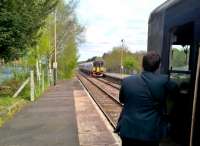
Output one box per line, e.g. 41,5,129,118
148,0,200,145
79,60,105,77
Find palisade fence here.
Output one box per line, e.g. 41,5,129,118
12,59,54,101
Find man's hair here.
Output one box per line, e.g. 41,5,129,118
142,51,161,72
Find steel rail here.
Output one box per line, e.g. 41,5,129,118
95,77,121,90
77,73,122,128
80,72,122,105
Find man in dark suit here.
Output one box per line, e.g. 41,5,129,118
116,51,177,146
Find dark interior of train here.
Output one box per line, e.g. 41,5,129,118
167,22,195,146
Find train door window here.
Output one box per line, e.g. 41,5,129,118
169,22,194,84
170,45,190,71
169,45,191,85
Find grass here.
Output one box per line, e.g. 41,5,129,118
0,96,20,107
0,72,30,127
0,71,52,127
0,96,27,127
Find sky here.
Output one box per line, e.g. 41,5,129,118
76,0,167,61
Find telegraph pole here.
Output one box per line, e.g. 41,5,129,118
120,39,125,77
53,9,57,86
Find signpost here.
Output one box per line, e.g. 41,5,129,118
53,9,57,86
121,39,125,78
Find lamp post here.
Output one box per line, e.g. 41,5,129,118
53,9,57,86
120,39,125,77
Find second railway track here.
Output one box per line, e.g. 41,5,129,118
95,77,121,90
77,72,122,128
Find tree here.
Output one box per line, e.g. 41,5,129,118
171,48,188,69
55,0,84,79
103,47,142,73
0,0,58,61
20,0,84,79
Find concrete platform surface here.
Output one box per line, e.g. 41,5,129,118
0,80,79,146
74,80,120,146
104,73,129,80
0,79,120,146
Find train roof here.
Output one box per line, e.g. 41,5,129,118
148,0,200,54
79,61,93,65
149,0,200,26
149,0,180,22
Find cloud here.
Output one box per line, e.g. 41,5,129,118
76,0,167,61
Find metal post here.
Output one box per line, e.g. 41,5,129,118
120,39,124,77
189,47,200,146
36,60,40,82
42,70,45,92
48,55,52,86
39,60,42,90
53,9,57,86
30,70,35,101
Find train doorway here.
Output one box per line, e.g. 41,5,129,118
148,0,200,145
167,22,199,146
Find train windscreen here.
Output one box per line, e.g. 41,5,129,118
93,61,104,67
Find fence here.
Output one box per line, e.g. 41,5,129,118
12,60,54,101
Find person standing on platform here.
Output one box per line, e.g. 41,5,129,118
115,51,177,146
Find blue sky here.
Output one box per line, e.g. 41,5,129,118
76,0,166,61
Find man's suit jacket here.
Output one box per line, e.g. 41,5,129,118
116,71,177,141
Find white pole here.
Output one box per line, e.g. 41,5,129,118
53,9,57,86
42,70,45,92
36,60,40,82
30,70,35,101
189,48,200,146
54,10,57,66
13,78,30,98
121,39,124,78
39,60,42,90
48,56,51,86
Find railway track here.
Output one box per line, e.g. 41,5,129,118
77,72,122,128
82,74,120,102
96,77,121,90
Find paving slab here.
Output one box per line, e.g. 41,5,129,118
0,78,120,146
104,73,129,80
74,80,120,146
0,80,79,146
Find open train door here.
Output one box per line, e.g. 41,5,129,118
148,1,200,145
167,22,197,146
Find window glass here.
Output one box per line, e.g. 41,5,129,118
169,45,190,71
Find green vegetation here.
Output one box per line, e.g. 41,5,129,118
103,47,144,74
0,0,58,61
0,0,84,126
0,96,26,127
171,48,189,70
0,96,19,107
56,0,84,79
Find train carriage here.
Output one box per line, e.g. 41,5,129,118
79,60,105,77
148,0,200,145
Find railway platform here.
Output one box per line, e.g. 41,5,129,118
0,79,120,146
104,73,129,80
